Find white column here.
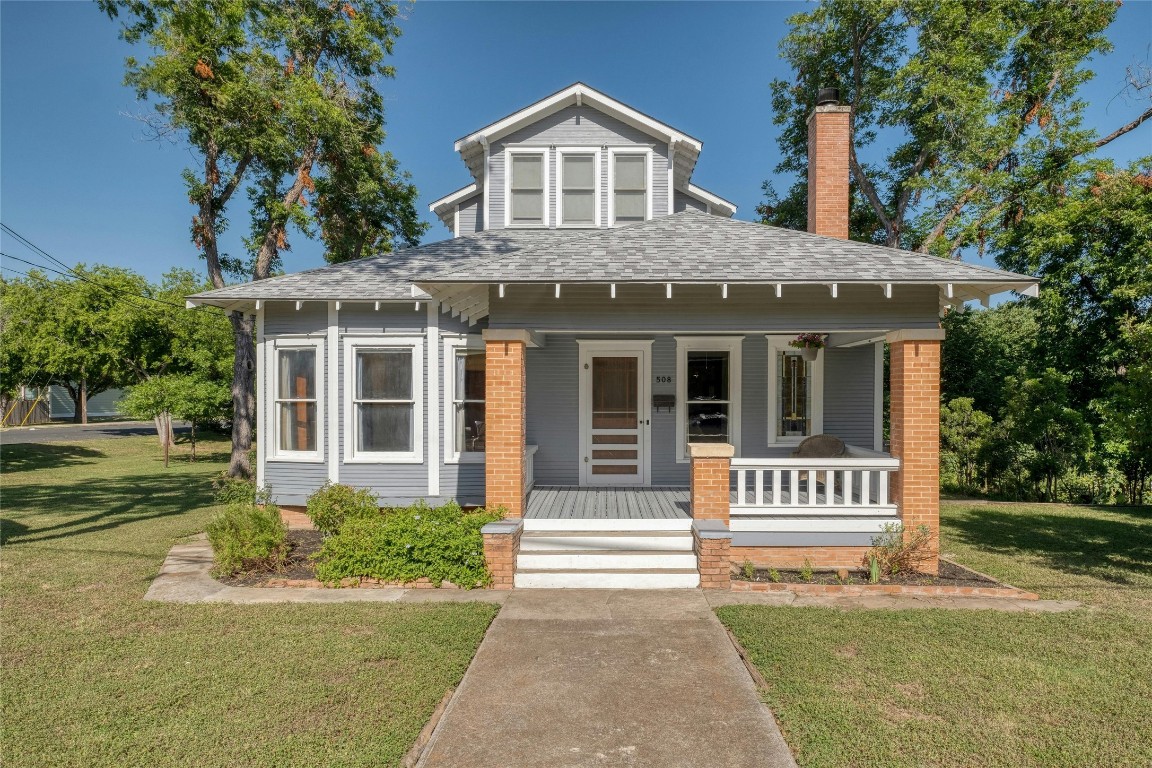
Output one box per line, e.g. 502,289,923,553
327,302,339,484
427,300,441,497
255,304,266,491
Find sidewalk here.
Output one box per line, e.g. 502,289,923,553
416,589,797,768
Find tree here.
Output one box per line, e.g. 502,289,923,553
120,373,231,464
102,0,426,478
761,0,1150,255
940,397,993,490
940,301,1039,416
999,368,1094,501
1095,320,1152,505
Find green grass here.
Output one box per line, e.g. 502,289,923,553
1,435,500,768
719,501,1152,768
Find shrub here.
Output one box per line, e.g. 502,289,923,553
799,558,814,582
312,500,501,588
306,482,380,535
206,504,287,576
212,472,272,507
863,522,936,577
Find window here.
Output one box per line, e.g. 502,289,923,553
559,151,598,227
766,336,823,444
675,337,742,459
343,336,423,462
272,340,323,460
611,151,649,224
508,151,546,226
445,337,485,462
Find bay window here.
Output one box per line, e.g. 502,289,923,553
344,336,423,462
272,339,323,460
508,150,547,226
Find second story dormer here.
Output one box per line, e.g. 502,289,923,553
429,83,736,236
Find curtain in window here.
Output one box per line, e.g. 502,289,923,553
511,154,544,224
562,154,596,225
614,155,646,223
277,348,316,451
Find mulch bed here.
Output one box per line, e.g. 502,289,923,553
735,559,1001,588
218,529,324,587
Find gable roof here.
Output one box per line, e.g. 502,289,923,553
188,211,1038,318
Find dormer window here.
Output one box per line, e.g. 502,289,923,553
611,150,650,225
508,150,548,227
558,149,600,227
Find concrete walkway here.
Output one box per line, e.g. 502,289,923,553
417,590,797,768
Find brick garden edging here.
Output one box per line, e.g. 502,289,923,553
729,581,1039,600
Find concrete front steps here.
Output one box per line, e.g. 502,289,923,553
515,519,700,589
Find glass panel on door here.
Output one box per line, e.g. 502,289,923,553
589,356,641,480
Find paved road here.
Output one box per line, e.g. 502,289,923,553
418,589,796,768
0,420,190,445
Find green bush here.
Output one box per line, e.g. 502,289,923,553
312,500,502,588
212,472,272,507
863,522,935,576
206,504,288,576
306,482,380,535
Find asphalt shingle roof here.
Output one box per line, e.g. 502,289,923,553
189,210,1036,305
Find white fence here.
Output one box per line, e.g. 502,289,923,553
730,455,900,516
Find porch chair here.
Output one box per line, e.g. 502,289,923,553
790,434,846,503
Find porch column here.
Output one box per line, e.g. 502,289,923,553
887,329,945,573
483,330,531,518
689,443,734,524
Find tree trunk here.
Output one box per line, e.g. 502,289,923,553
228,311,256,478
79,378,88,425
154,413,176,449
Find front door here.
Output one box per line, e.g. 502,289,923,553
579,342,651,486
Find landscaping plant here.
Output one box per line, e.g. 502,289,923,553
864,522,935,577
206,503,287,576
312,501,502,588
741,559,756,580
799,558,814,582
306,482,381,535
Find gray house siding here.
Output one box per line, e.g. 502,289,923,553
674,190,708,213
456,195,484,235
489,283,942,332
822,346,877,448
488,104,670,230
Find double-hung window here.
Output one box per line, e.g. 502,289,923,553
444,337,485,462
611,151,649,225
508,150,547,227
558,150,599,227
272,339,324,461
766,336,823,444
675,337,743,459
344,336,423,462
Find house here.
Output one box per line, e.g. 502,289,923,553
188,83,1038,588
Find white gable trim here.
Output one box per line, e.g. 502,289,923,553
682,184,737,216
455,83,702,154
429,183,479,215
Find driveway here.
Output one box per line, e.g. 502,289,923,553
0,420,189,445
418,589,796,768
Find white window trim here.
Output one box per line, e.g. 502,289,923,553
269,336,325,463
607,147,654,226
675,336,743,462
766,335,824,446
342,335,424,464
503,146,550,228
443,335,486,464
555,146,603,228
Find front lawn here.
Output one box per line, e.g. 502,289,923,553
0,435,500,768
719,501,1152,768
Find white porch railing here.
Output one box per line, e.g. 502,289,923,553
525,444,539,493
730,452,900,516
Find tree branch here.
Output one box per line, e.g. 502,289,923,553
253,138,320,280
1093,106,1152,149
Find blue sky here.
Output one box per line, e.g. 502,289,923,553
2,1,1149,285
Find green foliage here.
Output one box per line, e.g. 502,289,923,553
868,555,880,584
941,303,1039,415
799,558,814,582
741,559,755,580
1095,320,1152,505
761,0,1127,255
865,522,935,577
767,568,781,584
206,503,287,576
305,482,381,535
120,372,232,462
940,397,994,492
212,472,272,507
312,501,502,588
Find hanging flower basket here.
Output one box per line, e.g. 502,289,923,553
789,333,827,362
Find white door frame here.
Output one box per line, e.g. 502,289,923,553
577,340,653,487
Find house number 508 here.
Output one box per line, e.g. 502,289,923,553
655,376,673,384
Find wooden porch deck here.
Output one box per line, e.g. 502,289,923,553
525,486,692,521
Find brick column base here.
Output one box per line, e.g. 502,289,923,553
694,520,733,590
689,443,734,524
481,520,522,590
277,505,315,530
484,332,529,518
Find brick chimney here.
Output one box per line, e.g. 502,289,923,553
806,87,852,239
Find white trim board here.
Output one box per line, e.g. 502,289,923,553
341,335,425,464
443,334,486,465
